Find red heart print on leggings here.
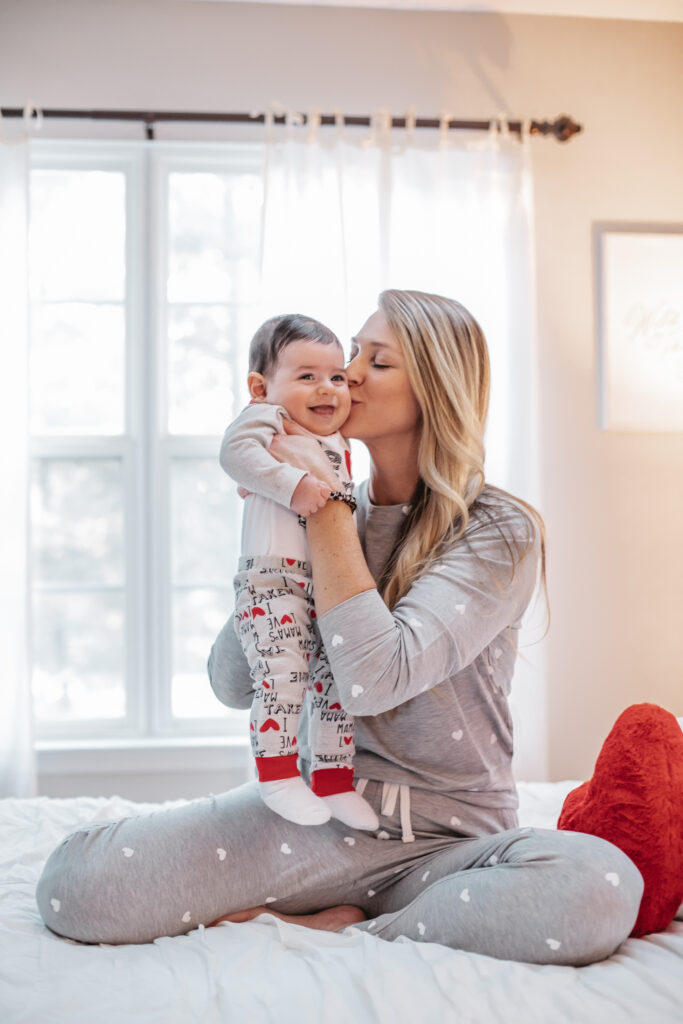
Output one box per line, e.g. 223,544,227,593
260,720,280,732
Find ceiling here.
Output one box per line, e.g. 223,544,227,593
182,0,683,20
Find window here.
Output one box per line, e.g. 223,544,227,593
29,141,267,741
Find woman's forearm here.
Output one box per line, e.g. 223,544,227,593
305,501,376,615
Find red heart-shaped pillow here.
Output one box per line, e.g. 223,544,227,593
557,703,683,938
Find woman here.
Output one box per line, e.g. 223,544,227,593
35,289,643,963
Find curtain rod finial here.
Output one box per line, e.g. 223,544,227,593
531,114,582,143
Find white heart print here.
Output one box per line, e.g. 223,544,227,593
343,836,356,846
377,830,390,840
546,938,561,950
122,847,134,858
367,890,375,897
452,730,463,741
605,872,620,887
450,816,462,827
265,897,277,904
280,843,292,855
332,634,343,647
50,898,61,913
455,604,466,614
417,922,426,936
487,854,499,865
182,911,191,923
216,848,227,861
459,888,470,903
351,684,364,698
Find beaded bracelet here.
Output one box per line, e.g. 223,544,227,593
297,490,357,528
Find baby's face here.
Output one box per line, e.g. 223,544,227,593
263,339,351,435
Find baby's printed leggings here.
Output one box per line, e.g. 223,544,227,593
233,555,356,796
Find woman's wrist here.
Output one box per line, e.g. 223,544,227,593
305,501,375,615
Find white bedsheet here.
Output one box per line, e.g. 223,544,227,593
1,781,681,1023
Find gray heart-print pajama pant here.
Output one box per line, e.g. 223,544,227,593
35,772,643,963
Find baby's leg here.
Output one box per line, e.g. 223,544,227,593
307,643,378,830
234,558,329,826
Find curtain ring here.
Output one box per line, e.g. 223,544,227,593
263,106,275,144
333,108,345,140
362,110,378,149
23,100,43,135
306,108,321,144
438,111,453,149
405,105,416,142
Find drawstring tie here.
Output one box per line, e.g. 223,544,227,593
355,779,415,843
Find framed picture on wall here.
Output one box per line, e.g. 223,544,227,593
594,222,683,431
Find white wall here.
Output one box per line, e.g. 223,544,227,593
2,0,682,789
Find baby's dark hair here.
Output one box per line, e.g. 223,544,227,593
249,314,341,377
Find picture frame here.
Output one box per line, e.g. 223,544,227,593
594,221,683,431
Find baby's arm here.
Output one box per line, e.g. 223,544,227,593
220,403,329,512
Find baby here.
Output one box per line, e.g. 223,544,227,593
219,313,379,831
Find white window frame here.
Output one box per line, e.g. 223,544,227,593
30,139,262,755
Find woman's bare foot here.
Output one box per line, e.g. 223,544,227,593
207,904,367,932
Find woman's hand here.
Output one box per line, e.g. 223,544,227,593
269,421,340,489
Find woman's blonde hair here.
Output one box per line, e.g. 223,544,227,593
375,288,548,636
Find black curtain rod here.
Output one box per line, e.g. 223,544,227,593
1,107,581,143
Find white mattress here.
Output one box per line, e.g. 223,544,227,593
1,781,682,1023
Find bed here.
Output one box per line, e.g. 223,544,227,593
2,780,682,1023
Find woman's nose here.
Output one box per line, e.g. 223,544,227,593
345,357,361,387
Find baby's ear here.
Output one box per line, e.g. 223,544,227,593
247,372,268,400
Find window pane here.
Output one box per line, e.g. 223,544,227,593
167,171,262,303
32,590,125,722
168,304,250,436
31,459,124,585
29,169,126,302
170,458,240,586
30,302,125,434
171,588,240,719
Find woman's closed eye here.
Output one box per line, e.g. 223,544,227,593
347,352,391,370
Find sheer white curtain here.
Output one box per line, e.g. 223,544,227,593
0,139,38,797
257,114,547,781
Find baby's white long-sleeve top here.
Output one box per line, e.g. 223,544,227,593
219,401,353,560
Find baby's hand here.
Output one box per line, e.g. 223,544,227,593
290,474,332,517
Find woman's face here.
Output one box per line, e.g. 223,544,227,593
341,310,422,443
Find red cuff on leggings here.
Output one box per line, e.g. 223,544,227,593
310,767,355,797
255,754,300,782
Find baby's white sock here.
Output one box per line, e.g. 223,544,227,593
321,791,380,830
258,777,331,826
